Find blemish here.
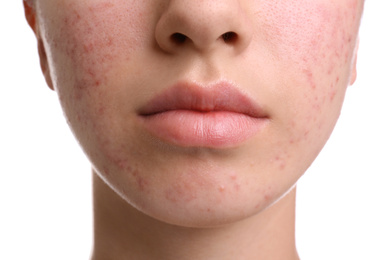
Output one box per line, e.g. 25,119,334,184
273,155,287,170
303,69,316,89
135,175,148,192
263,186,274,201
85,67,96,78
329,90,337,102
165,181,197,204
116,159,127,170
97,105,105,116
230,174,237,181
218,185,225,193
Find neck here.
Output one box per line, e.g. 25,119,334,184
91,172,299,260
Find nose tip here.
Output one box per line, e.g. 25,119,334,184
155,1,253,54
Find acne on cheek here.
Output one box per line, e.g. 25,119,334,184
273,152,290,171
50,1,149,164
261,1,360,155
262,0,359,91
131,168,149,193
49,0,151,195
53,1,145,100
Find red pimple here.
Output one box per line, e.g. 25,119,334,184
136,175,148,192
218,185,226,193
303,69,316,89
98,105,105,116
107,37,114,47
329,90,337,102
86,68,96,77
83,43,94,53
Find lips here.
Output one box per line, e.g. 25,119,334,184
137,81,268,148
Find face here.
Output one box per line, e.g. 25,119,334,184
29,0,363,227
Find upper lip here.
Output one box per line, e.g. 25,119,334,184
138,81,266,118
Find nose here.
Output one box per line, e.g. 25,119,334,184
155,0,253,54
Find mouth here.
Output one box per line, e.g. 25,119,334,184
137,81,269,148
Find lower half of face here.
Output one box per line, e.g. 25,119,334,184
37,0,363,227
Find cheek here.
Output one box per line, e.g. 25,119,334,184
42,0,152,140
265,1,361,107
39,1,155,177
260,0,360,69
258,0,360,100
46,0,150,101
253,0,362,170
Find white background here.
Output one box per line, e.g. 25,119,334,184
1,1,386,259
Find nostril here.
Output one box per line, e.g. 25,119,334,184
171,33,188,44
221,32,237,43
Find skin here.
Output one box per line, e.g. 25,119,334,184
25,0,364,259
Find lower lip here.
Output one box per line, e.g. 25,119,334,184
139,110,267,148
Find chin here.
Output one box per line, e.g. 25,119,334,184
96,160,298,228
